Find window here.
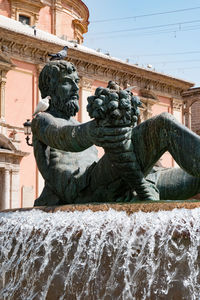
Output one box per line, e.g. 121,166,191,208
19,15,30,25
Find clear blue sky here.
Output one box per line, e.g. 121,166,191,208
83,0,200,86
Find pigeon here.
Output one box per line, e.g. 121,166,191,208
32,25,36,36
33,96,50,116
107,81,121,92
48,46,68,61
124,86,138,92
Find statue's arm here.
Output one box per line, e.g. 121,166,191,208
31,113,94,152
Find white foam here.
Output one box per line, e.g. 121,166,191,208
0,208,200,299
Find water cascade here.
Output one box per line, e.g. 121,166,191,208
1,208,200,300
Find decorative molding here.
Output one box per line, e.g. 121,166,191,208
0,26,193,101
73,19,88,43
182,88,200,129
79,77,93,90
172,99,182,111
0,151,23,170
182,88,200,107
139,88,158,100
0,36,48,65
62,0,89,26
139,98,157,121
50,0,89,40
68,59,188,100
10,0,45,26
0,53,15,122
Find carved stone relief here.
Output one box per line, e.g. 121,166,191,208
172,99,182,112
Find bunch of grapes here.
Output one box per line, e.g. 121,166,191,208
87,86,142,127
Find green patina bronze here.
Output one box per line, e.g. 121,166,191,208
31,60,200,206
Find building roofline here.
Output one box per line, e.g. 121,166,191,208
0,15,195,90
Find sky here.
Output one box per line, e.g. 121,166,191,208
82,0,200,87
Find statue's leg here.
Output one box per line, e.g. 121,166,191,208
76,112,200,202
133,112,200,177
133,112,200,199
148,167,200,200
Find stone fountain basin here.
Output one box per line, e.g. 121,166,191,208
2,199,200,214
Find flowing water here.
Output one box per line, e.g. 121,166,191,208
0,208,200,300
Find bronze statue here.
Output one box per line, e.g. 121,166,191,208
31,60,200,206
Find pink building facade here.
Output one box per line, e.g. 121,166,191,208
0,0,198,208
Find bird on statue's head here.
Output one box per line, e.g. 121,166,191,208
48,46,68,61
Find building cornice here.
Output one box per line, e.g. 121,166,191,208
182,87,200,109
182,87,200,98
0,18,194,100
62,0,89,25
0,53,16,71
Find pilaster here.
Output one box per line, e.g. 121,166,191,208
51,0,63,36
0,54,15,122
11,170,20,208
3,169,10,209
139,98,157,122
79,77,94,123
172,98,183,123
0,75,6,122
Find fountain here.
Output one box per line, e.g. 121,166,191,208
1,59,200,299
1,207,200,299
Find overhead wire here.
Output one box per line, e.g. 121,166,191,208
90,6,200,23
88,19,200,36
165,65,200,71
86,23,200,40
87,5,200,82
145,59,200,65
122,50,200,57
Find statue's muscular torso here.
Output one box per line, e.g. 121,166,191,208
32,112,98,204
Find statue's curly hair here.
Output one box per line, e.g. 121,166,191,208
39,60,77,98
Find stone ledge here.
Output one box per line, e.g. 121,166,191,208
1,200,200,214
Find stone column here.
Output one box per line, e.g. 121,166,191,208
0,72,7,122
79,77,94,123
0,59,14,122
183,100,192,129
10,170,20,208
172,98,183,123
139,98,157,123
3,169,10,209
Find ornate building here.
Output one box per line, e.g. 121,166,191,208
0,0,199,208
182,88,200,134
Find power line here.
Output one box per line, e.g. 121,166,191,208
86,23,200,41
89,19,200,36
122,50,200,58
146,59,200,64
90,6,200,23
165,65,200,71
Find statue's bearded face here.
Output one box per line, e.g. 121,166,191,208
52,70,80,118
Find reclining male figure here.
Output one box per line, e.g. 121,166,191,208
31,60,200,206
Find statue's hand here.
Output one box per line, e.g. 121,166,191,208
89,121,132,152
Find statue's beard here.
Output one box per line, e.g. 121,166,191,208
51,96,79,119
60,99,79,117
